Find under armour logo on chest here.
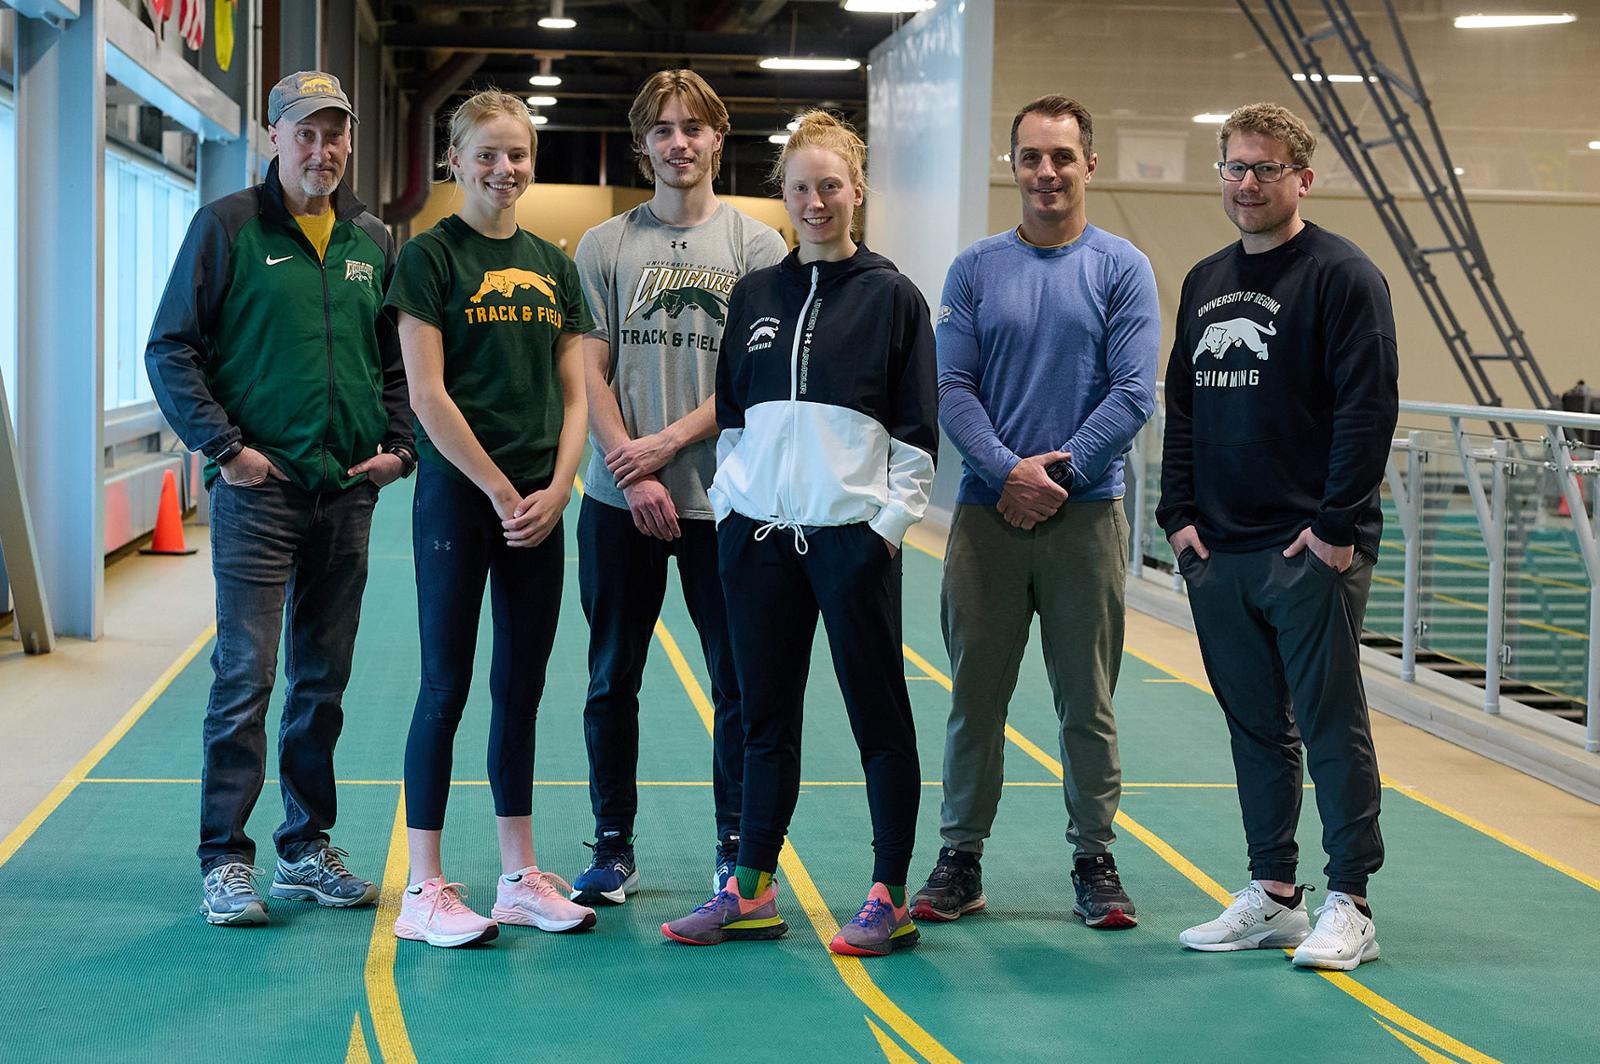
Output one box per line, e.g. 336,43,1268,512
670,240,689,250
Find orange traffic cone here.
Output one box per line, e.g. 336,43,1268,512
1558,478,1585,518
141,468,197,555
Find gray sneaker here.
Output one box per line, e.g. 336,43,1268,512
270,846,379,908
203,862,269,926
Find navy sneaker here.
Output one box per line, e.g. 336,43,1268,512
1072,853,1137,929
714,832,740,894
571,831,640,905
910,847,986,922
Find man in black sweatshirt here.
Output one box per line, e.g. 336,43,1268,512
1156,102,1398,971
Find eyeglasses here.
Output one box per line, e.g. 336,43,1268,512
1216,160,1306,183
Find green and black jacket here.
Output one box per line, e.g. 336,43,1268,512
145,158,412,491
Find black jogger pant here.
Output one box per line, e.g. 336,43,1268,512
578,495,743,841
1178,545,1383,895
719,512,921,886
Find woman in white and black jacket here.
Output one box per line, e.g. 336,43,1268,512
661,111,937,958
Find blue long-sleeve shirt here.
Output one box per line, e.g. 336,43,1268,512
936,225,1160,504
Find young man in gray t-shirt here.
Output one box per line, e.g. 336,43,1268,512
570,70,787,906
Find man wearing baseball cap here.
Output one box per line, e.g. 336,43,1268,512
146,71,416,926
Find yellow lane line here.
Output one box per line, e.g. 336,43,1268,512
362,790,417,1064
902,645,1502,1064
1385,783,1600,892
1123,642,1600,894
867,1017,919,1063
1376,538,1590,592
344,1014,373,1064
0,623,216,871
654,619,960,1064
1436,525,1583,561
1369,574,1588,640
1377,1019,1461,1064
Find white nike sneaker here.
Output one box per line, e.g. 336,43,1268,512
1291,891,1379,971
1179,881,1312,952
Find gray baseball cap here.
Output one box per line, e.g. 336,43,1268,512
267,70,358,126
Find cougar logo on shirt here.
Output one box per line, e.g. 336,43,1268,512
625,265,738,322
747,317,780,352
640,286,728,325
1195,318,1276,361
462,268,565,327
470,268,558,305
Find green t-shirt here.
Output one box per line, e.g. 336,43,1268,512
385,214,592,488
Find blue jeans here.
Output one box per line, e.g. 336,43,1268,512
197,477,377,873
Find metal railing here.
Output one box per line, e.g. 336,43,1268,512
1127,391,1600,754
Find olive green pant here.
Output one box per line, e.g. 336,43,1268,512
938,499,1128,856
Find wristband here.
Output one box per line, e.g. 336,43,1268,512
382,443,417,479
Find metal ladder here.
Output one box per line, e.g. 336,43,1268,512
1235,0,1557,416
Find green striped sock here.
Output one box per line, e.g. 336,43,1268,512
736,865,773,899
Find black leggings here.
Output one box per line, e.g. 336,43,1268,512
403,462,564,830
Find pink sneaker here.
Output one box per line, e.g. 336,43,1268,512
491,867,597,932
393,878,499,948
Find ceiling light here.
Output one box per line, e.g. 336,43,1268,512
786,119,801,131
526,96,557,107
538,16,576,28
529,74,562,87
759,57,862,72
1589,140,1600,150
530,115,549,126
843,0,935,11
1453,13,1576,28
1291,72,1371,83
768,133,791,145
1193,113,1232,124
1453,166,1466,175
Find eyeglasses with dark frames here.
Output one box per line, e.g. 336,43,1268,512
1216,160,1306,183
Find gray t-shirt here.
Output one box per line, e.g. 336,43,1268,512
576,202,788,519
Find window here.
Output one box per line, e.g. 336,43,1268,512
0,95,16,429
103,146,196,411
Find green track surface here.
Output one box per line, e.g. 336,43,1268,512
2,479,1597,1063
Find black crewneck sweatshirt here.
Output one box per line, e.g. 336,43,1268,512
1157,222,1399,557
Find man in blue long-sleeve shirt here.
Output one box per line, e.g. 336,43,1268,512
909,96,1159,931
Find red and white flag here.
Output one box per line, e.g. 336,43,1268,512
178,0,206,51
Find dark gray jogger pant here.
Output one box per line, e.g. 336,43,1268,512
1178,545,1383,895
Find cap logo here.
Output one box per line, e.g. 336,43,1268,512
298,74,336,94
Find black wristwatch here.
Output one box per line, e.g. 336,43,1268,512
216,440,245,466
1045,459,1076,493
382,442,418,479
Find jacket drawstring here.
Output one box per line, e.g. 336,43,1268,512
753,519,809,555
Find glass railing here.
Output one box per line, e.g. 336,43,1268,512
1126,392,1600,754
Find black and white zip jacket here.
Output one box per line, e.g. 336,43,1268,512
710,245,938,549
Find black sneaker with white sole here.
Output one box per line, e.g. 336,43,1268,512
909,847,986,922
1072,853,1137,929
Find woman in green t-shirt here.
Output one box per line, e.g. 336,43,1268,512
383,90,595,948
